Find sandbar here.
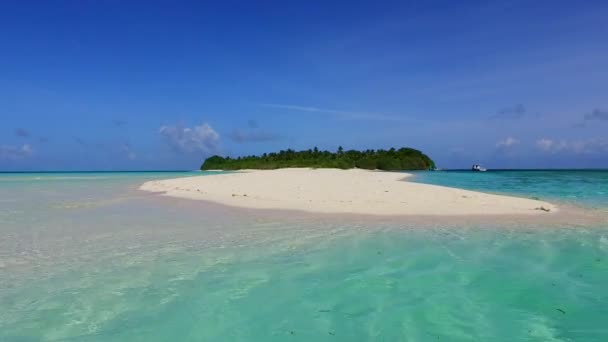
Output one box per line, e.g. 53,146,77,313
139,168,557,216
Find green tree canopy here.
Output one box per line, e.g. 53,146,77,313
201,147,435,171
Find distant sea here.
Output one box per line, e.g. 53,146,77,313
1,170,607,341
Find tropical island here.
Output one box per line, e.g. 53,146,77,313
137,145,559,217
201,147,435,171
139,148,558,217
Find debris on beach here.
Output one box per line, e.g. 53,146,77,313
535,206,551,212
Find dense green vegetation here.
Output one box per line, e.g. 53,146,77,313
201,147,435,171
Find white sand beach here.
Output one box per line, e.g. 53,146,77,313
139,168,557,216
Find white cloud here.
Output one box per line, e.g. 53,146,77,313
536,138,608,154
536,138,555,151
0,144,33,160
260,103,413,122
496,137,520,148
159,123,220,154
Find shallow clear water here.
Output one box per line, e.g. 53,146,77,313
1,171,608,341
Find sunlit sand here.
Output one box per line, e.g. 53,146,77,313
140,168,557,216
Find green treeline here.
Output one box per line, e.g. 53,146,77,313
201,147,435,171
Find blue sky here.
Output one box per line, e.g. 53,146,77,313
1,1,607,170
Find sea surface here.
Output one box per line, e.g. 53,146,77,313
1,170,607,341
411,169,608,209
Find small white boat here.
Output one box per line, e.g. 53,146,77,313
471,164,487,172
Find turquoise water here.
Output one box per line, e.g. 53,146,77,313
1,171,608,341
410,170,608,209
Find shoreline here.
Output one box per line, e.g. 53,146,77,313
139,168,558,217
